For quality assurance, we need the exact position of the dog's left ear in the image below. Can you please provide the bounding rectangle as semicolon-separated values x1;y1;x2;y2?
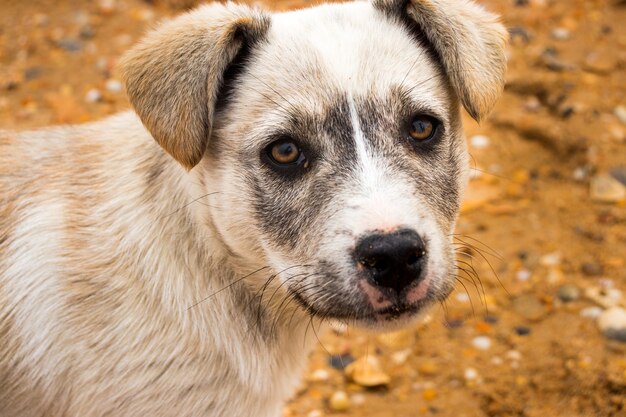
373;0;507;121
121;4;270;169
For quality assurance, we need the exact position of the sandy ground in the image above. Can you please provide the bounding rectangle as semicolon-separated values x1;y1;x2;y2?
1;0;625;416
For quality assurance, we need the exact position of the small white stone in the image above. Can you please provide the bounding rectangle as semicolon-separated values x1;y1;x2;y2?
540;252;561;267
84;88;102;103
455;292;470;303
491;356;503;366
516;269;532;282
572;167;588;181
98;0;116;13
105;79;123;93
350;393;366;406
585;287;623;309
307;410;323;417
471;336;492;351
580;306;603;319
309;369;329;382
597;307;626;338
551;27;571;40
470;135;490;150
506;350;522;361
390;348;412;365
464;367;479;381
329;391;351;412
614;105;626;125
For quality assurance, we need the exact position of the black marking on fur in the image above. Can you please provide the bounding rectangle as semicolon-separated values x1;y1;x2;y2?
250;94;357;250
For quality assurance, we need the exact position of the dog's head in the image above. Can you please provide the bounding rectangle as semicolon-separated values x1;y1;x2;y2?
122;0;506;329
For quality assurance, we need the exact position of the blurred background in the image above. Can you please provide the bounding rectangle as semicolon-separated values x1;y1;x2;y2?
1;0;625;416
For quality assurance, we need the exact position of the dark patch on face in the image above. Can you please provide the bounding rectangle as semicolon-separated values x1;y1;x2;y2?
354;89;461;223
250;94;357;251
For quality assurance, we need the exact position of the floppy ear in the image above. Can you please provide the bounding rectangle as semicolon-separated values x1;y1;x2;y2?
121;4;270;169
373;0;507;121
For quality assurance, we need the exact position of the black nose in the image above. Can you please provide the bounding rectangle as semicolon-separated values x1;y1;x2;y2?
354;229;426;294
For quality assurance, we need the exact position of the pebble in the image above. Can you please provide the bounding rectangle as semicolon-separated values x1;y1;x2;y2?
580;306;603;319
581;262;604;277
98;0;116;14
85;88;102;103
56;38;82;52
506;350;522;361
105;79;123;93
590;174;626;203
329;391;351;411
524;96;542;112
464;367;479;381
491;356;504;366
483;315;499;324
515;326;532;336
418;361;439;376
584;52;617;74
328;354;354;370
557;285;580;302
615;106;626;125
540;252;561;267
308;369;330;382
24;67;43;81
344;356;391;387
597;307;626;343
611;166;626;186
455;292;471;303
509;26;531;44
512;294;546;321
350;393;366;406
446;319;464;328
572;167;588;182
470;135;490;150
541;51;577;72
471;336;492;350
422;388;438;401
516;269;532;282
376;329;415;349
585;287;623;309
551;27;571;41
390;348;412;365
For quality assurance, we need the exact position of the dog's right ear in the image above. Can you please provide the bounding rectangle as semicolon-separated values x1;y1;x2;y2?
373;0;507;122
121;4;270;170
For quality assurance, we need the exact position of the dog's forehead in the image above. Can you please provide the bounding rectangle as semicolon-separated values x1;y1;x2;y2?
256;2;448;105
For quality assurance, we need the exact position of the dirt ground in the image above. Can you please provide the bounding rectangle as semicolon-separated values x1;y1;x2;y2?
1;0;625;416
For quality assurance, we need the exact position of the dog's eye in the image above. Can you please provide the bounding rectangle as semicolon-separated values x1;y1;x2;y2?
408;115;439;142
266;138;306;167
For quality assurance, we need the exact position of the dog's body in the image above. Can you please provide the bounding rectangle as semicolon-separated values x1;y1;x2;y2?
0;1;506;416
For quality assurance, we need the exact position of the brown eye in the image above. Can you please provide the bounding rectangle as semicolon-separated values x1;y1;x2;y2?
408;115;437;142
267;139;305;166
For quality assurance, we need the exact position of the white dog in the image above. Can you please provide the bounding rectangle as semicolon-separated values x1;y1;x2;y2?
0;0;506;415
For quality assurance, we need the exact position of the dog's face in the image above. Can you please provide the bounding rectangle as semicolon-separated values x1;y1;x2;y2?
122;0;507;329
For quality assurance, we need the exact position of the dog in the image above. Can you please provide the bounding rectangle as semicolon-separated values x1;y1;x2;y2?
0;0;506;415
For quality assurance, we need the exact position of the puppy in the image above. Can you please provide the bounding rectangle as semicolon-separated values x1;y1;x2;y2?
0;0;506;416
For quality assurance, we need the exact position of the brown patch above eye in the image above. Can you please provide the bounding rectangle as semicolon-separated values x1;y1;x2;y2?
408;116;434;141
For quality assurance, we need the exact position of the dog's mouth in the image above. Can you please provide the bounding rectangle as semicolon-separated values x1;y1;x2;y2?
289;283;451;325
